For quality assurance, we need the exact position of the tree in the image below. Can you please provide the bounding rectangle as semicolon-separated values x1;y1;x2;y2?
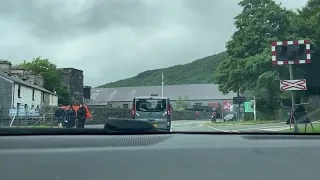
175;95;190;111
20;57;70;105
214;0;303;119
215;0;295;94
175;96;185;111
183;95;190;109
292;0;320;96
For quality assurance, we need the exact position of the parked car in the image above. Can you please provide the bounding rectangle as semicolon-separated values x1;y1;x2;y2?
223;113;236;122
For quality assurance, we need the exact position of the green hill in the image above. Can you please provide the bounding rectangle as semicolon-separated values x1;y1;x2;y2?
97;52;227;88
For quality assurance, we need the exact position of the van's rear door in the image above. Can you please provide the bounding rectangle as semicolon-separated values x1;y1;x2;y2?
134;98;168;129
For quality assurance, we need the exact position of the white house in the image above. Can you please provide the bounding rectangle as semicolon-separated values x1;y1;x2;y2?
0;71;58;118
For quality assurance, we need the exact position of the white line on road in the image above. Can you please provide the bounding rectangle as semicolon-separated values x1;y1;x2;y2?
204;126;231;132
234;125;287;131
259;127;290;131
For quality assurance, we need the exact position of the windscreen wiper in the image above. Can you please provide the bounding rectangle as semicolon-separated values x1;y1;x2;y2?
104;118;164;133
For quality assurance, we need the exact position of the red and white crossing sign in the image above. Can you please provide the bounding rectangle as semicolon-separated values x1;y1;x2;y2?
223;101;232;111
280;79;307;91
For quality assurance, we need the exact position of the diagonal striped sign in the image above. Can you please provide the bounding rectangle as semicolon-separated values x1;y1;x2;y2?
280;79;306;91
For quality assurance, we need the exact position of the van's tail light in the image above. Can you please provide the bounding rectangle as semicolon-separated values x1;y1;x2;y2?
132;103;135;119
167;104;171;116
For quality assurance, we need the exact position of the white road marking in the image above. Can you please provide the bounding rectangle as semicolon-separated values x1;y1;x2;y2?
259;127;290;131
234;125;287;131
204;126;230;132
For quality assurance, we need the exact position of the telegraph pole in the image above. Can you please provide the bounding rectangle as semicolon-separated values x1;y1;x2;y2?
237;90;240;121
253;96;256;121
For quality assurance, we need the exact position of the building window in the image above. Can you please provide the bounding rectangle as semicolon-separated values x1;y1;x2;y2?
32;89;35;101
123;104;129;108
18;85;21;98
42;93;45;102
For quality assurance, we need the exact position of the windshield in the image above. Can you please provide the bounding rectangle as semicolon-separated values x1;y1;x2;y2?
136;99;166;112
1;0;319;134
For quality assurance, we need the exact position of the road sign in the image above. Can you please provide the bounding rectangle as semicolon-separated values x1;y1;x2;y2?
271;40;311;65
280;79;307;91
223;101;232;112
244;101;254;112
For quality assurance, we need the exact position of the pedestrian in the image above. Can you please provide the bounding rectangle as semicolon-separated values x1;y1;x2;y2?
76;103;87;128
195;111;199;120
65;104;76;128
211;112;216;122
55;104;65;128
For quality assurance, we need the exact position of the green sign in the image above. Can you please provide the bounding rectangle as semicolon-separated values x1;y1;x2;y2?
244;101;254;113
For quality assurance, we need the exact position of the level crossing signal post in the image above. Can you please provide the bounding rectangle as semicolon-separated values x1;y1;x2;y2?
271;40;311;133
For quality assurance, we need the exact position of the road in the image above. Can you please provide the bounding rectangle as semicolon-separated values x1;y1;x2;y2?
170;120;293;132
85;119;303;132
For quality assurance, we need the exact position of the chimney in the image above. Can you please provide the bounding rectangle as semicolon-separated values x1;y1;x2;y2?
0;59;12;74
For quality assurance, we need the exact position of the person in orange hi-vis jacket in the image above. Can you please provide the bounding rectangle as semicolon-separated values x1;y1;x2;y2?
83;104;92;119
61;105;91;119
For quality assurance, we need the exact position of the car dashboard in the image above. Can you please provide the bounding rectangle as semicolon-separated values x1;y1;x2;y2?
0;133;320;180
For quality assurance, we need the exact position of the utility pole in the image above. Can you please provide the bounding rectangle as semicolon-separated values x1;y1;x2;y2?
237;90;240;121
253;96;256;121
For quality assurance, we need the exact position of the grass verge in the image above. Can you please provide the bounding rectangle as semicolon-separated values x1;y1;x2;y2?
202;120;284;126
281;123;320;133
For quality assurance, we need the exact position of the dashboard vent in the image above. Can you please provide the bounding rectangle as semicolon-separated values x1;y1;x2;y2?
0;135;172;149
99;135;171;147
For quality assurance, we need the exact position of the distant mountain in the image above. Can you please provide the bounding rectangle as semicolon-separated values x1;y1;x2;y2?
97;52;227;88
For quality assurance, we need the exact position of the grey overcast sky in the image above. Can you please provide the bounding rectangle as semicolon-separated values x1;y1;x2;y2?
0;0;308;87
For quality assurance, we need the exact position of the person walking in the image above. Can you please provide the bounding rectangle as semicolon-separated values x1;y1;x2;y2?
76;104;87;128
55;105;65;128
65;104;76;128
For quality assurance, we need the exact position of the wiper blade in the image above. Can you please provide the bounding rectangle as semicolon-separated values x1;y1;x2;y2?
104;118;163;133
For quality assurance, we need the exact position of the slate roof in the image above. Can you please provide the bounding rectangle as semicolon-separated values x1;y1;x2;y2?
0;71;55;94
88;84;236;105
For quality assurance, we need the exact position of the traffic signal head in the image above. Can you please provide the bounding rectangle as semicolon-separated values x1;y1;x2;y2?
275;44;306;61
272;40;311;64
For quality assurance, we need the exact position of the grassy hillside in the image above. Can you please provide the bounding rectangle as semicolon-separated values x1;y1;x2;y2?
97;52;226;88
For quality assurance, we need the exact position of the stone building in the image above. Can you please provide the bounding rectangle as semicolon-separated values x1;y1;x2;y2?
59;68;84;105
0;60;58;120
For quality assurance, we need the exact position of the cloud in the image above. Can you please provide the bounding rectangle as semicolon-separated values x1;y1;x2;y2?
0;0;308;87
